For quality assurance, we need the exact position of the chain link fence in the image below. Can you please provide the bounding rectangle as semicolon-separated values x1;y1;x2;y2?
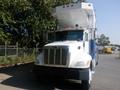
0;42;38;66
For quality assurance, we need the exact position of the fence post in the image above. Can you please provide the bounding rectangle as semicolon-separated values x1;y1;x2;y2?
16;42;18;56
5;41;7;60
36;43;39;53
35;43;39;60
35;44;37;60
23;47;25;58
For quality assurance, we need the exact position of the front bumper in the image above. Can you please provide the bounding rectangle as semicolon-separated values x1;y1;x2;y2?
33;65;90;80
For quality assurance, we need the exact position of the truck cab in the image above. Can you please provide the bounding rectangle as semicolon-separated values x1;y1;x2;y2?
34;1;97;89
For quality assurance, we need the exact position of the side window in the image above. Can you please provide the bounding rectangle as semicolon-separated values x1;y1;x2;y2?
85;32;88;41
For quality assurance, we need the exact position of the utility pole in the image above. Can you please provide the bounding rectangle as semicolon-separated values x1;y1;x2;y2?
118;46;120;58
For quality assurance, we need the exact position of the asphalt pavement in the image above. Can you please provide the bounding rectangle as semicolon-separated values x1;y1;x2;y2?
0;54;120;90
91;54;120;90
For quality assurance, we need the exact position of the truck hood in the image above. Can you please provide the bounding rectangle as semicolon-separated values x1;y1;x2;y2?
45;41;83;47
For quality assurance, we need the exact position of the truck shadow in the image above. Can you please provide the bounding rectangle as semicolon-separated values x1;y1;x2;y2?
0;63;89;90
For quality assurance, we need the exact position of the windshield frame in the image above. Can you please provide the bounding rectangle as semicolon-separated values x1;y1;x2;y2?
53;30;84;41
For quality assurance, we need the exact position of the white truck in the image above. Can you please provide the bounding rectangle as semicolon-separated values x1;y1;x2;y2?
34;0;98;89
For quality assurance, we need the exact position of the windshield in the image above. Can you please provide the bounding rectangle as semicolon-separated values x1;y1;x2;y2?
55;30;83;41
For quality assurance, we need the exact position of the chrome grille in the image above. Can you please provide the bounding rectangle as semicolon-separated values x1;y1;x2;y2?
44;46;68;65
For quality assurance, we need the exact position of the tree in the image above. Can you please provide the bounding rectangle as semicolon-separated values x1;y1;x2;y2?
0;29;11;44
0;0;72;47
97;34;110;46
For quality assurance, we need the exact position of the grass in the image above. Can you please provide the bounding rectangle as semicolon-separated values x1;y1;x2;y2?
0;54;35;66
0;48;37;66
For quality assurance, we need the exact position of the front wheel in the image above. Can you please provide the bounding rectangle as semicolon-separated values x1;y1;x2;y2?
82;80;90;90
81;68;92;90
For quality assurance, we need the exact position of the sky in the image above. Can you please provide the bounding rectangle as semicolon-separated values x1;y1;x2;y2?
89;0;120;45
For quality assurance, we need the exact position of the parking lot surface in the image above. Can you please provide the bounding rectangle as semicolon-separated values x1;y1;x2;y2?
0;54;120;90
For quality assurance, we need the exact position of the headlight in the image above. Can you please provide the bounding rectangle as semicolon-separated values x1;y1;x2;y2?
75;61;85;66
75;61;90;67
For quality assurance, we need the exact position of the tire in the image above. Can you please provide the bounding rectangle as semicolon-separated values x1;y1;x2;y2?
81;69;92;90
96;51;99;65
96;60;98;65
82;80;90;90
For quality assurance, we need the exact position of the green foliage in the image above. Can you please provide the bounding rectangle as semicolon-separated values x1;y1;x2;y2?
0;54;35;65
0;30;11;44
0;47;36;65
97;34;110;46
0;0;71;47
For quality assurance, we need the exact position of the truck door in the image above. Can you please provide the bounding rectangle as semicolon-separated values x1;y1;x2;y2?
84;31;89;54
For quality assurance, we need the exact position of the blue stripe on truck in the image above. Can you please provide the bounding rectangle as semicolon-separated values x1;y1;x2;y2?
89;40;96;60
